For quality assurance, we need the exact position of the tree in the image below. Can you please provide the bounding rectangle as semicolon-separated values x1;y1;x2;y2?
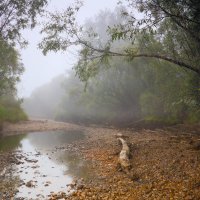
40;0;200;79
0;0;48;123
0;38;24;96
0;0;48;95
0;0;48;46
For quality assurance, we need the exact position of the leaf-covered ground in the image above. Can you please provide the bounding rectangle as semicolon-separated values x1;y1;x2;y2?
51;124;200;200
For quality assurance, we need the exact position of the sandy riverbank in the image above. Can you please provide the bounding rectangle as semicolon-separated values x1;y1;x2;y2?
1;119;81;135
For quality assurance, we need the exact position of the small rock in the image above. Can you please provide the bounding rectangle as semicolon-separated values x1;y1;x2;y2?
25;180;34;188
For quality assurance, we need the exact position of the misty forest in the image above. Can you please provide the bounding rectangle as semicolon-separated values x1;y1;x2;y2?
0;0;200;200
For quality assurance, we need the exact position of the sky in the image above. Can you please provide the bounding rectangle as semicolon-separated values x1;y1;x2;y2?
18;0;118;98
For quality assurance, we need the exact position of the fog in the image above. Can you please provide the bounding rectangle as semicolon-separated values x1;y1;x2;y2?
22;75;66;119
18;0;118;98
22;7;198;126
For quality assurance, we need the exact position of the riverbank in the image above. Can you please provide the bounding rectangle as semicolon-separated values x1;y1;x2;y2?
1;119;80;135
1;120;200;199
63;124;200;200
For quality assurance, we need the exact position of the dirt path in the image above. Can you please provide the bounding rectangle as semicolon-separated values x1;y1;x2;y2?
1;120;200;199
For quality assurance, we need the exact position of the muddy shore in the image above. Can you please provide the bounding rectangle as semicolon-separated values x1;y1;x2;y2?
1;120;200;200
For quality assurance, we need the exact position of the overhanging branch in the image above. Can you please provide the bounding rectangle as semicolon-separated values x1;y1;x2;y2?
79;39;200;76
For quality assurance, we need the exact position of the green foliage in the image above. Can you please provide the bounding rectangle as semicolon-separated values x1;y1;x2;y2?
0;134;26;152
0;39;26;124
0;0;48;124
40;0;200;78
0;96;27;123
140;92;160;118
0;0;48;46
0;38;24;95
187;110;200;123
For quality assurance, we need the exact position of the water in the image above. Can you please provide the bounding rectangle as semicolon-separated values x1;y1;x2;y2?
0;130;90;200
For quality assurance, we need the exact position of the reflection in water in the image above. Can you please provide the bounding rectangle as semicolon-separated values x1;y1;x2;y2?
0;130;90;200
28;130;85;149
15;138;72;199
0;134;26;152
57;152;93;181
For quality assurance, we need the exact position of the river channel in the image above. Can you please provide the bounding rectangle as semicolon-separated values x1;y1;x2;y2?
0;130;90;200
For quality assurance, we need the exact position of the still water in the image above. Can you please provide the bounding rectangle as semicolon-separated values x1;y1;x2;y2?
0;130;90;200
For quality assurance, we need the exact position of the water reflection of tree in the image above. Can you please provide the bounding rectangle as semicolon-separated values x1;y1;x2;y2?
0;134;26;152
56;152;96;182
0;134;24;198
27;130;85;149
